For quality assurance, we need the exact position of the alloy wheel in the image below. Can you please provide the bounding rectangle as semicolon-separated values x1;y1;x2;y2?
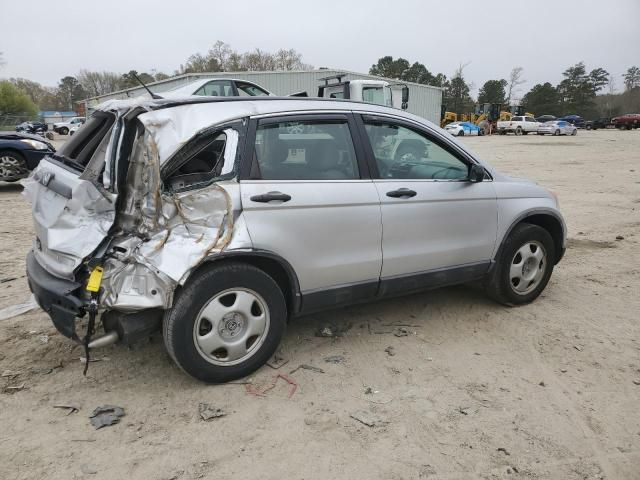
509;241;547;295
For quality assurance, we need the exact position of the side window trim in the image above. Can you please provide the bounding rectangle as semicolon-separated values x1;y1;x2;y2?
238;112;371;181
354;112;489;181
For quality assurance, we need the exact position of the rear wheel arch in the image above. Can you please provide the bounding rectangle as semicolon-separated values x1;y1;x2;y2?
188;251;301;316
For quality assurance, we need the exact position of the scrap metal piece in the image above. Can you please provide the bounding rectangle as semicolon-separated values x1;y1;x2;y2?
198;403;226;421
89;405;125;429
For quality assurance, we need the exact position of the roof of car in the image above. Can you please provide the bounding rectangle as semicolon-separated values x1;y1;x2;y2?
162;78;272;98
98;95;429;124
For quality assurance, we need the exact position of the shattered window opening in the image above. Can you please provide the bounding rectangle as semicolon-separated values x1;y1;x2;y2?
55;111;116;170
164;132;228;191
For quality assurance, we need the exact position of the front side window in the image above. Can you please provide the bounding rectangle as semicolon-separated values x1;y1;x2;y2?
236;82;269;97
512;116;522;122
195;80;234;97
364;121;469;180
253;119;359;180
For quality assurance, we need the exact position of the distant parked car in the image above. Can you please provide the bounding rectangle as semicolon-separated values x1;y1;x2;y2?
162;78;273;98
0;132;55;182
444;121;483;136
557;115;585;128
611;113;640;130
15;121;48;134
537;120;577;136
496;116;539;135
53;117;85;135
535;115;556;123
585;117;611;130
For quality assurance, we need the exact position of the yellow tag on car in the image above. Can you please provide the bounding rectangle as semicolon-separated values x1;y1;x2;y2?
86;266;104;292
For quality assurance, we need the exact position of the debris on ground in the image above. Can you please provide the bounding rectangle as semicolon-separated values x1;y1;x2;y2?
350;410;389;428
324;355;345;364
266;353;289;370
54;403;80;415
316;325;335;337
289;364;324;375
2;383;25;394
0;295;39;321
89;405;125;429
198;403;226;421
0;277;17;283
615;235;624;240
38;334;49;344
246;373;298;398
80;464;98;475
539;381;546;387
457;406;470;415
497;447;511;456
1;370;21;378
394;327;410;337
364;386;374;395
633;379;640;386
385;346;396;356
573;345;583;352
560;368;568;373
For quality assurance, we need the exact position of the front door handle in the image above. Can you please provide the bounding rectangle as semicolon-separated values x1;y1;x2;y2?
250;191;292;203
386;188;417;198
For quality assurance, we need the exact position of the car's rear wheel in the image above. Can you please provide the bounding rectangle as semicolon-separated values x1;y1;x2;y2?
515;127;522;136
485;223;555;306
163;262;287;383
553;129;560;136
0;150;27;182
571;129;577;136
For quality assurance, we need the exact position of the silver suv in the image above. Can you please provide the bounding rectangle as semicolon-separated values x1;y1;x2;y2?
24;97;566;383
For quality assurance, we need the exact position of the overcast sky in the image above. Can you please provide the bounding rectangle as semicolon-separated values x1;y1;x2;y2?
1;0;639;97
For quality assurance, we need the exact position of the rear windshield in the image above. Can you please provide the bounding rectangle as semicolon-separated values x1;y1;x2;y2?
56;111;115;170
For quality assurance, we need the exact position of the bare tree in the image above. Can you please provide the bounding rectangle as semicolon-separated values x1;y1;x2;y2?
207;41;232;71
77;70;123;97
506;66;525;106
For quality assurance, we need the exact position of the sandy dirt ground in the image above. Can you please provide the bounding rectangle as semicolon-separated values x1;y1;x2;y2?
0;129;639;480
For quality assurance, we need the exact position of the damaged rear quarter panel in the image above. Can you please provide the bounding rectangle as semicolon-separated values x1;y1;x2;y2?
101;118;249;312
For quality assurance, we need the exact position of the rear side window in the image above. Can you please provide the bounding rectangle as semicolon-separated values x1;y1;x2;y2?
252;119;359;180
56;111;115;170
512;116;522;122
195;80;234;96
164;131;231;191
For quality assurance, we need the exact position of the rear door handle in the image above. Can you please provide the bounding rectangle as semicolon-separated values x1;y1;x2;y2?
250;191;292;203
386;188;417;198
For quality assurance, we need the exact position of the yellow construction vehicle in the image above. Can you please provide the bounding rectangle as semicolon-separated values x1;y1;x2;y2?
440;111;457;128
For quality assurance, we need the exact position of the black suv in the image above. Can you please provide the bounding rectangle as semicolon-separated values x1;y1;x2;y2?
585;118;611;130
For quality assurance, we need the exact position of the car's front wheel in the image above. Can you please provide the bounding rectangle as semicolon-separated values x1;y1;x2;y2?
0;150;27;182
59;127;69;135
163;262;287;383
485;223;555;306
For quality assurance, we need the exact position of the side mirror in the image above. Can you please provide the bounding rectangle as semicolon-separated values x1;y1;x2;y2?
401;86;409;110
468;164;485;182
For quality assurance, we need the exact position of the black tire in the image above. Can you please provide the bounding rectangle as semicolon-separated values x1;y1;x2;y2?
60;127;69;135
586;124;592;130
571;129;577;136
485;223;556;306
458;130;465;136
554;129;560;136
163;262;287;383
0;149;27;182
515;127;522;136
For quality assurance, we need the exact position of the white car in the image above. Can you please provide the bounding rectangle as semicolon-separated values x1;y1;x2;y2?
444;121;483;137
537;120;577;136
53;117;85;135
162;78;273;98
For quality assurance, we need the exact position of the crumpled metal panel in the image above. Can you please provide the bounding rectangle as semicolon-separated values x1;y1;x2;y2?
22;163;117;279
